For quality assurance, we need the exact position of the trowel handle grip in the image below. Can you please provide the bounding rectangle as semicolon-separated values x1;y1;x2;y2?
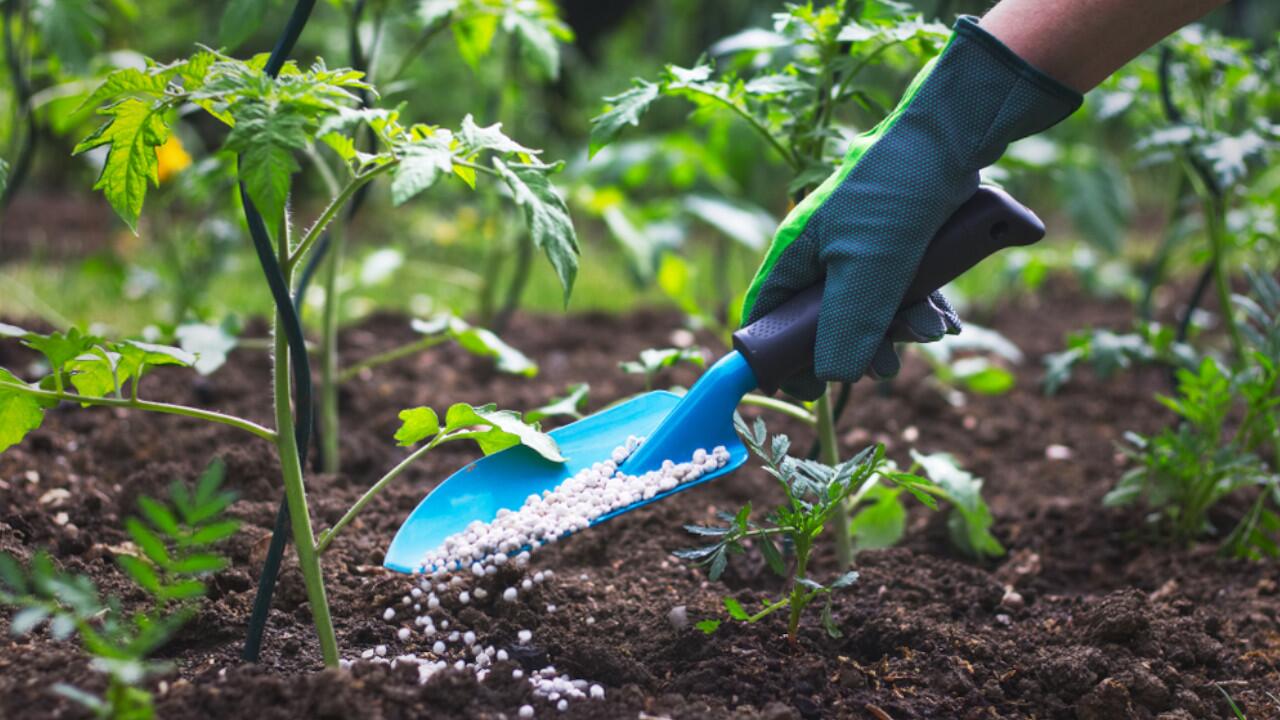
732;186;1045;395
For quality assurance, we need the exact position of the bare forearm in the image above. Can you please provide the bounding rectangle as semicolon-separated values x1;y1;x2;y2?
980;0;1230;93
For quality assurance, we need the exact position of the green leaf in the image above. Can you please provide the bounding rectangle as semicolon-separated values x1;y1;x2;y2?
850;485;907;553
910;450;1004;559
68;350;127;401
0;553;29;594
392;135;454;205
525;383;589;423
503;8;562;79
137;497;180;537
116;555;162;594
125;518;171;568
683;195;775;251
429;316;538;376
442;403;564;462
589;80;660;157
452;11;499;68
157;580;206;601
830;570;859;589
492;158;579;305
459;114;538;157
22;327;98;373
74;98;170;231
175;320;239;376
723;597;749;621
0;368;47;454
115;340;195;383
168;554;228;575
11;606;49;635
52;684;107;713
759;536;786;576
418;0;458;26
395;407;441;447
619;347;705;380
953;359;1015;396
821;597;842;639
219;0;268;50
695;619;721;634
190;520;240;545
224;102;308;232
32;0;105;73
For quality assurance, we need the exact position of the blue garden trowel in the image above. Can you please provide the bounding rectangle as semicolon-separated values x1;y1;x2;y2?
384;187;1045;573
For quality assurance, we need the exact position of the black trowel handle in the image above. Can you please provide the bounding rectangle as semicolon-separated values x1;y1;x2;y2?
732;186;1045;394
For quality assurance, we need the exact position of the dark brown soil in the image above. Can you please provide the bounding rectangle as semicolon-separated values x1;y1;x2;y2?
1;281;1277;720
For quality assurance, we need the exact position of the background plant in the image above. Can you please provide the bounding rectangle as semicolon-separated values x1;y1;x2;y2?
0;459;239;720
682;415;1000;642
1105;271;1279;558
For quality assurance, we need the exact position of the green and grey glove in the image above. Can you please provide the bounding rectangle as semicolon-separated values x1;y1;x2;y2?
742;16;1082;400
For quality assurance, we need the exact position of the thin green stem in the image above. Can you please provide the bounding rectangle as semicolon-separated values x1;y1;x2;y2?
0;380;277;442
739;393;817;426
815;384;852;569
387;17;451;83
685;87;799;170
337;336;448;383
270;254;339;667
316;434;441;554
319;219;345;474
1206;198;1246;365
288;161;397;271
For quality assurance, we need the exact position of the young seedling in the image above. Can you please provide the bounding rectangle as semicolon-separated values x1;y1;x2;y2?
619;347;706;391
681;415;939;644
1043;323;1197;395
0;459;239;720
1106;271;1279;558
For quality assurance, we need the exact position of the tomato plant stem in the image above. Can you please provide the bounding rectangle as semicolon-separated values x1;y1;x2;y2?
316;434;441;554
815;384;853;569
0;381;277;442
273;241;339;667
318;206;345;475
288;161;396;272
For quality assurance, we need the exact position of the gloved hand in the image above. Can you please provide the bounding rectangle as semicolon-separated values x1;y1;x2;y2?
742;16;1081;400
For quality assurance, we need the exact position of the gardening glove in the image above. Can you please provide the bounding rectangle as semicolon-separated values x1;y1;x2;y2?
741;16;1082;401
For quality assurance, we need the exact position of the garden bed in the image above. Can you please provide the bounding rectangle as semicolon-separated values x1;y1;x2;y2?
1;282;1276;719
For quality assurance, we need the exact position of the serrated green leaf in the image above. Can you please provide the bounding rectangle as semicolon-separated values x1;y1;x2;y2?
395;407;441;447
219;0;268;50
459;114;538;156
79;68;169;114
22;327;98;374
442;403;563;462
391;136;454;205
74;98;170;231
723;596;749;620
0;368;46;454
830;570;859;589
452;11;499;68
589;80;660;157
493;158;579;305
224;102;308;231
695;619;720;634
